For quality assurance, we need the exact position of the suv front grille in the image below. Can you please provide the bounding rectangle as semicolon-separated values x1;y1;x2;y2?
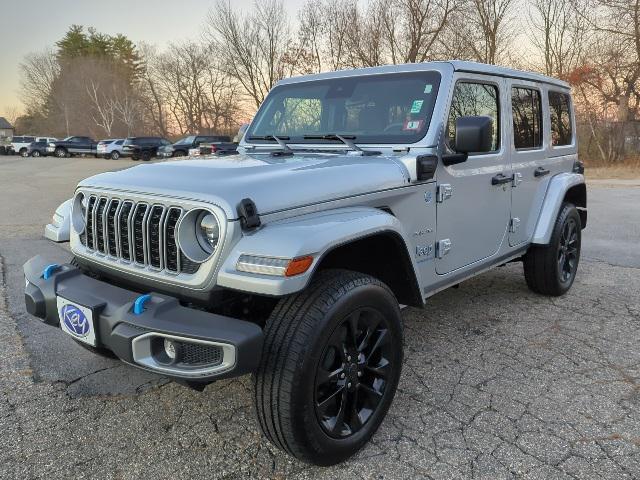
82;195;199;275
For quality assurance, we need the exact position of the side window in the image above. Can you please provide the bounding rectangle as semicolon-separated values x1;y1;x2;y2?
511;87;542;149
549;91;573;146
448;82;500;152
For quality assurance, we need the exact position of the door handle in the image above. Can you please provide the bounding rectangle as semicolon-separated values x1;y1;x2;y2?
534;167;550;177
491;173;513;185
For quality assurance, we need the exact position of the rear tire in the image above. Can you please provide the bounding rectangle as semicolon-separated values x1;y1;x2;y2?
20;148;28;157
31;150;41;157
141;151;151;161
110;151;120;160
524;202;581;296
55;147;67;158
254;269;403;465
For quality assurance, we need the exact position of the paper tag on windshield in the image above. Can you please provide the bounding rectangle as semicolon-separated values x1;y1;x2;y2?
410;100;424;113
403;120;424;131
424;84;433;94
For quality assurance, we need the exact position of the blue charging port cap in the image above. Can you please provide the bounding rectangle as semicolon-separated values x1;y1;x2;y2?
42;264;60;280
133;294;152;315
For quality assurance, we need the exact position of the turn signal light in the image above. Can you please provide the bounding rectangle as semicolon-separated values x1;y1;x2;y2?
284;256;314;277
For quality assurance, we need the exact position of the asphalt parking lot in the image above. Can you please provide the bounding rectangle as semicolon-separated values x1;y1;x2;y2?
1;154;639;479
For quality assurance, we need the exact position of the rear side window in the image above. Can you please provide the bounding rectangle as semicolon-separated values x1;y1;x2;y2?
511;87;542;150
447;82;500;152
549;91;573;146
13;137;23;142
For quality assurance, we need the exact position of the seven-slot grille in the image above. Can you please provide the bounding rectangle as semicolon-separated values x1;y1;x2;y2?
81;195;199;274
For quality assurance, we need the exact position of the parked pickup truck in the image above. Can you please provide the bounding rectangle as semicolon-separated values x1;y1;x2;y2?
24;61;586;466
172;135;231;157
47;136;98;158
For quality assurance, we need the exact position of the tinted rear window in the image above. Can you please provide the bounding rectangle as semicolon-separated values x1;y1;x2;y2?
549;91;573;146
511;87;543;150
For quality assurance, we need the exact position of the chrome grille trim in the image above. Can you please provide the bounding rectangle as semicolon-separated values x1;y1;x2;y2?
78;195;200;276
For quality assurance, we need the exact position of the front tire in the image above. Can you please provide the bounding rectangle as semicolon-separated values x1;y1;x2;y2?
254;270;403;465
524;202;581;296
20;148;28;157
31;150;41;157
110;151;120;160
55;147;67;158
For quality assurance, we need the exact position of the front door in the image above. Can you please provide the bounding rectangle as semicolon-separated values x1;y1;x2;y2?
435;75;512;274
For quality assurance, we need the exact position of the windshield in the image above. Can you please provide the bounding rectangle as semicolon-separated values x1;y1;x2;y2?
247;71;441;145
175;136;195;145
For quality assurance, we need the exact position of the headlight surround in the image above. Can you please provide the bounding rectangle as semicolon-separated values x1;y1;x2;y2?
177;208;222;263
71;192;88;234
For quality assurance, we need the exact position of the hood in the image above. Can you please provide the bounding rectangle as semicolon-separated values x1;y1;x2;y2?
78;152;409;219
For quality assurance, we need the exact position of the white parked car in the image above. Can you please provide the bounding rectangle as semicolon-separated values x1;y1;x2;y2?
97;139;125;159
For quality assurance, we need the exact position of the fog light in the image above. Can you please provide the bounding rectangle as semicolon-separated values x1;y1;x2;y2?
164;339;177;360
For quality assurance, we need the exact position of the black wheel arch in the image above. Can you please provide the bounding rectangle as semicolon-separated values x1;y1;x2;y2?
563;183;587;228
309;231;423;308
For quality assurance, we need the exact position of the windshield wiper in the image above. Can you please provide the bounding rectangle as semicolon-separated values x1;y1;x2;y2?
248;135;293;156
302;134;380;156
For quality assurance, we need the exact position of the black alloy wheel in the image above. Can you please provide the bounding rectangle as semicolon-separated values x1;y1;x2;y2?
314;306;393;438
558;216;579;284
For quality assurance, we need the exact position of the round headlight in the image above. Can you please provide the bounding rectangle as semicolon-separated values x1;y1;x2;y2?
197;213;220;253
71;192;87;234
176;209;222;263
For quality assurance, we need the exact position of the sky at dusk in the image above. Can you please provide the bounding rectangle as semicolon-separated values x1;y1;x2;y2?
0;0;307;113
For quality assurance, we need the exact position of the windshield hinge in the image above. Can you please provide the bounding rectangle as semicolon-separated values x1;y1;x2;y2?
436;184;453;203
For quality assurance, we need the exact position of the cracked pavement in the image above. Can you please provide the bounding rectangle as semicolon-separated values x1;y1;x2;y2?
1;156;639;479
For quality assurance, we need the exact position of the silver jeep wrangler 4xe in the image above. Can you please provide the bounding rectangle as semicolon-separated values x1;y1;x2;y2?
23;61;586;466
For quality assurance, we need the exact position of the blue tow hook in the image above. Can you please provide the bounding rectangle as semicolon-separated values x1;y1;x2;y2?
133;294;152;315
42;264;60;280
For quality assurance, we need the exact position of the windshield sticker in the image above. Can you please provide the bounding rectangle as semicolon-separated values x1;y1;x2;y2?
410;100;424;113
403;119;424;131
424;84;433;94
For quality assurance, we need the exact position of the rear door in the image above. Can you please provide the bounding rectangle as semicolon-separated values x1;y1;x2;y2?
435;75;512;274
507;82;546;246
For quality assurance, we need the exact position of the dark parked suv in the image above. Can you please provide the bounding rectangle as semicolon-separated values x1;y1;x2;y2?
122;137;173;161
172;135;231;156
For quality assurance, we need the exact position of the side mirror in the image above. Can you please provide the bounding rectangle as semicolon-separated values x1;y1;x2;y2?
455;115;493;154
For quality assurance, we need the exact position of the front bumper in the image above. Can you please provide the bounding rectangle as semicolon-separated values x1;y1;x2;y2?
23;255;263;382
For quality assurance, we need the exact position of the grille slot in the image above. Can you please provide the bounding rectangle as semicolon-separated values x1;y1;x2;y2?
106;199;120;256
164;208;182;273
119;201;133;261
85;196;97;248
95;197;108;253
132;203;149;264
78;194;200;275
147;205;165;269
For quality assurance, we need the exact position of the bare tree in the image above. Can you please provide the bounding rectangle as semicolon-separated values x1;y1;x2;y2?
19;48;60;115
527;0;587;77
205;0;292;108
86;80;117;136
380;0;456;64
465;0;516;64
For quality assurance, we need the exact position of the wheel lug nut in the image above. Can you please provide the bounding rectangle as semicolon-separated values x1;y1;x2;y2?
347;355;351;361
358;371;362;377
340;373;345;379
348;382;352;388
